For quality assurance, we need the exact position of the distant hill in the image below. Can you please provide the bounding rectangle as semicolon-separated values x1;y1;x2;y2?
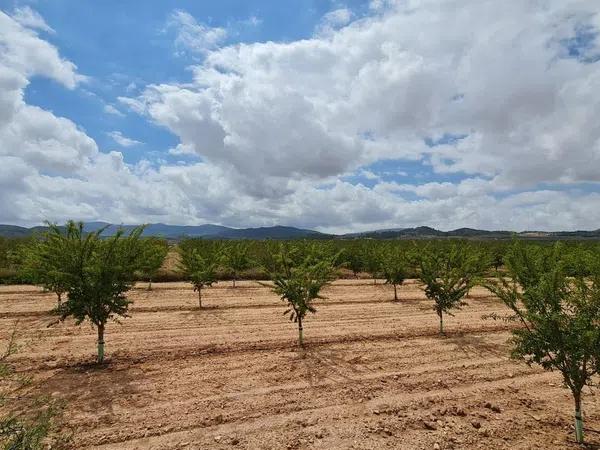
1;222;599;240
0;225;32;238
343;227;600;240
0;222;327;240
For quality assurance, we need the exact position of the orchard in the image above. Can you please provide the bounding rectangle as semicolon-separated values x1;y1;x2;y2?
1;225;599;448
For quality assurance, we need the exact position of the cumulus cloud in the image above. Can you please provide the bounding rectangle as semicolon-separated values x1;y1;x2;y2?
122;0;600;201
0;10;95;175
2;3;600;233
0;11;84;89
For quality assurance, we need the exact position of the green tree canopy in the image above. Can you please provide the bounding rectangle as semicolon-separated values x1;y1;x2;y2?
381;245;408;301
268;243;338;347
178;242;222;307
223;241;252;287
19;232;71;306
361;243;382;285
137;237;169;290
48;221;144;363
486;242;600;444
418;243;487;334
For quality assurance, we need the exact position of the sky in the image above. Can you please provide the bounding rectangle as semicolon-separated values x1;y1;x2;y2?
0;0;599;234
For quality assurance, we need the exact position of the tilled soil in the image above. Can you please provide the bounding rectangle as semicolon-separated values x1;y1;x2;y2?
0;280;598;449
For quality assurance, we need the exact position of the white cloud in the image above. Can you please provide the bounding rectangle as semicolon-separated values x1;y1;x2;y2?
11;6;55;34
0;10;85;89
107;131;142;147
167;10;227;56
124;0;600;198
168;143;197;156
2;3;600;233
243;16;262;28
317;8;354;35
103;104;125;117
368;0;395;12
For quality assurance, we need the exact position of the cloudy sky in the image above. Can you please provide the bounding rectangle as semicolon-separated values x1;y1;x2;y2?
0;0;599;233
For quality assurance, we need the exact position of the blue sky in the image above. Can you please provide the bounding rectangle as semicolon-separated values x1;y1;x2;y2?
18;2;314;154
12;0;451;183
0;0;599;232
16;0;389;167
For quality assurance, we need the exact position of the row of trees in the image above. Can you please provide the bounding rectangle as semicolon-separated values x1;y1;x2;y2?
6;233;600;286
13;223;600;444
166;238;600;444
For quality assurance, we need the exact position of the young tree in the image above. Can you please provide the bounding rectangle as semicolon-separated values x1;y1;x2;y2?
418;243;484;335
485;243;600;444
137;237;169;290
343;242;363;278
224;241;251;287
268;244;338;347
19;236;70;307
361;243;382;285
381;246;407;301
48;221;144;363
178;244;220;307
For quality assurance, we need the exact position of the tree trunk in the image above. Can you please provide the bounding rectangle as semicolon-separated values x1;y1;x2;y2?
56;292;62;308
233;277;236;288
198;287;202;308
438;311;444;335
373;277;377;285
97;323;105;364
393;284;398;301
574;390;584;443
297;316;304;347
148;279;152;291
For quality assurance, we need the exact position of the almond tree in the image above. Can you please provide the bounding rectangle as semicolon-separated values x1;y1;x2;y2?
418;243;484;335
381;246;408;301
55;222;144;363
178;243;220;307
224;241;251;287
19;235;70;307
361;243;382;285
137;237;169;290
342;242;364;278
485;243;600;444
268;244;338;347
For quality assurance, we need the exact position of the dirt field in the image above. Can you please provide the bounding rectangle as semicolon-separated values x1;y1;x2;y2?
1;280;598;449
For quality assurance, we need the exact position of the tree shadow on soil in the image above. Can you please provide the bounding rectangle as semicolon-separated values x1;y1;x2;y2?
444;332;508;358
36;359;144;430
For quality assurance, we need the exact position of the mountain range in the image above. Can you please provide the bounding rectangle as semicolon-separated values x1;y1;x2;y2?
1;222;600;240
0;222;326;240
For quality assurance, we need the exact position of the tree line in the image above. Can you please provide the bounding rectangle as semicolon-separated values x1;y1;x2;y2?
3;223;600;445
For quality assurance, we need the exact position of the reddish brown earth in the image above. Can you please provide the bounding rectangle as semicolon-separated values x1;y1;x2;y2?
0;280;598;449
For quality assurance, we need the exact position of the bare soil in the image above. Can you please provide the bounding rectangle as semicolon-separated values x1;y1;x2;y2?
0;280;598;449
